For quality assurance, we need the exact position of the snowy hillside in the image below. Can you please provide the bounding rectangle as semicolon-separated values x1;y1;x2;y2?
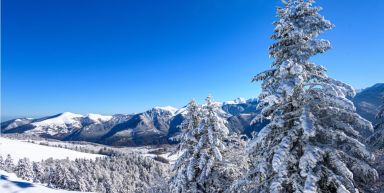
0;170;89;193
0;136;171;193
28;112;84;136
0;137;104;193
0;137;103;163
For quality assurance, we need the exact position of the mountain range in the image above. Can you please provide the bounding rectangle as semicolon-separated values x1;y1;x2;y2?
2;83;383;147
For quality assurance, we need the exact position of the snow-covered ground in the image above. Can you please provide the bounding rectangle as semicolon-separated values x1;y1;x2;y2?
138;147;180;164
0;137;172;193
0;170;90;193
0;137;102;192
0;137;103;163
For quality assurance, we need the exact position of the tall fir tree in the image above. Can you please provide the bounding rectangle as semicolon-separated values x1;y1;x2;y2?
170;97;230;193
32;161;44;183
170;99;203;192
198;96;230;192
233;0;378;192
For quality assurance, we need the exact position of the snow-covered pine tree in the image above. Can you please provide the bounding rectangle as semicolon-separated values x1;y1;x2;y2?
32;161;45;183
170;99;203;192
4;154;15;173
170;97;230;193
48;161;78;190
197;96;230;192
100;176;116;193
171;99;202;156
219;133;249;191
15;158;34;181
0;155;4;170
233;0;378;192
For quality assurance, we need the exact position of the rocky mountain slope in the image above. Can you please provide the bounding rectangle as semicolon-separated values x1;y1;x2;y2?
353;83;384;125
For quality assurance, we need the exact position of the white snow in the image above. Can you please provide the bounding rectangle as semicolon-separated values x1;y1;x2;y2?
154;106;178;114
26;112;84;135
4;118;33;130
0;137;103;164
31;112;83;128
174;107;188;115
300;106;316;137
0;170;90;193
17;112;113;135
86;113;112;122
223;97;247;105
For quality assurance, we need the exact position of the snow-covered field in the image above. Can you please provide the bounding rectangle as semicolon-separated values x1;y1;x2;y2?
0;136;177;162
0;170;90;193
0;137;103;163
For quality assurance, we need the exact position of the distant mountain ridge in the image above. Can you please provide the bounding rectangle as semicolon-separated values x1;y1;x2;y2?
2;83;383;146
1;98;262;146
353;83;384;125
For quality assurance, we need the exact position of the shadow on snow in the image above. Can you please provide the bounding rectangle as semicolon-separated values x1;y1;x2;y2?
1;174;35;189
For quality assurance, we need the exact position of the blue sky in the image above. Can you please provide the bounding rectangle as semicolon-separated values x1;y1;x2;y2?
2;0;383;120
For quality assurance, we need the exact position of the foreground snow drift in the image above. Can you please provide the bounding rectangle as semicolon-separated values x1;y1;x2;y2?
0;170;90;193
0;137;103;163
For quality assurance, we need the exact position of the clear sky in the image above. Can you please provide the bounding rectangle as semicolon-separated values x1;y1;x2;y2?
2;0;383;121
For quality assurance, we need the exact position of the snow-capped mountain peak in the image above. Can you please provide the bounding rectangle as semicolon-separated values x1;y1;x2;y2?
3;118;34;131
61;111;83;117
223;97;247;105
86;113;112;123
153;106;178;114
27;112;84;136
32;112;83;127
